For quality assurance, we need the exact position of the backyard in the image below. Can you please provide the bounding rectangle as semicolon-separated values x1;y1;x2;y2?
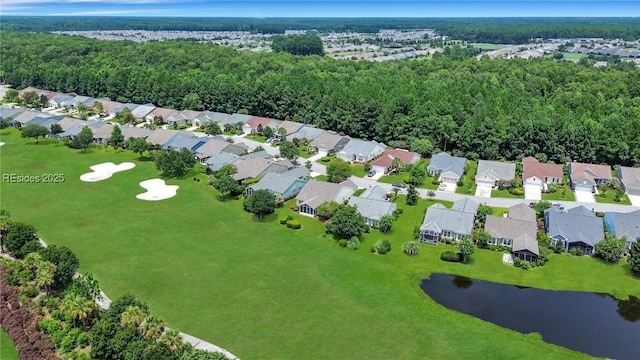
455;160;478;195
1;129;639;359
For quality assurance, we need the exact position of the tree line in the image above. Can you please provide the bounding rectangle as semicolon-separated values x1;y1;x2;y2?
2;17;640;43
1;31;639;166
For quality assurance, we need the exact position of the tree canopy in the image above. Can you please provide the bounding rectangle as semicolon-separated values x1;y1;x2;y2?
154;149;196;178
2;31;640;165
271;34;324;56
21;124;48;144
326;205;367;240
243;189;277;220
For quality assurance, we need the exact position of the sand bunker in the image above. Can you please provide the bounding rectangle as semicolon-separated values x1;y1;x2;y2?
0;142;5;147
136;179;179;201
80;162;136;182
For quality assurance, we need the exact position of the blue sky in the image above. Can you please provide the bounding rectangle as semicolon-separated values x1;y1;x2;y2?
1;1;638;17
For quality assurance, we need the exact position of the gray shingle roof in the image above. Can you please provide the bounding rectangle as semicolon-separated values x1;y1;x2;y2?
338;139;386;158
451;198;479;214
604;211;640;242
249;172;307;197
195;139;232;159
348;196;397;222
310;131;349;152
296;179;356;209
618;166;640;192
282;166;310;179
507;203;536;222
420;203;475;236
206;152;240;172
545;206;604;247
476;160;516;182
161;133;207;152
360;185;388;201
286;125;324;141
427;152;468;178
485;203;539;256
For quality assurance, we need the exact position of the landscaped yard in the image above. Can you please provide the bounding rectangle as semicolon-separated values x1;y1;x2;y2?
596;189;631;205
2;128;639;360
0;330;18;360
378;170;409;184
470;43;509;50
542;185;576;201
245;134;266;143
491;189;525;199
351;164;367;178
455;160;478;195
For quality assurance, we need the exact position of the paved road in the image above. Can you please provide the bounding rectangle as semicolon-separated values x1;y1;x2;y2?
347;175;640;213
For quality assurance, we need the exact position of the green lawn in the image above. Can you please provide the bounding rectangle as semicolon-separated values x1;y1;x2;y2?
245;134;266;143
378;170;409;184
470;43;509;50
561;52;588;60
492;207;509;216
351;164;367;178
491;189;525;199
0;330;18;360
542;185;576;201
595;189;632;205
455;160;478;195
297;146;313;159
314;174;328;182
2;129;639;360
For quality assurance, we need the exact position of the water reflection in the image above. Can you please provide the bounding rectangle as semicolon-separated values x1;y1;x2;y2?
421;273;640;360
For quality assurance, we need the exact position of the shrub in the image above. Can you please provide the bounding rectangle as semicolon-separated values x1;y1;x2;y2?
431;179;440;185
38;317;64;335
440;251;462;262
286;219;301;229
395;208;404;215
338;239;347;247
23;285;38;298
595;211;604;217
569;247;584;256
513;258;532;270
279;215;293;225
346;237;360;250
413;226;420;239
509;187;525;196
402;241;420;256
76;332;91;347
457;179;464;187
371;239;391;254
50;309;65;321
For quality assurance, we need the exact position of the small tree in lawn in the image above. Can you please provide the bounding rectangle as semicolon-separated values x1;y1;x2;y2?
243;189;277;220
213;175;239;199
204;121;221;136
472;230;491;249
390;157;403;174
628;239;640;275
427;190;436;200
109;124;124;150
21;123;49;144
263;126;274;139
71;126;94;152
594;235;626;263
317;201;341;221
326;158;351;183
154;150;193;178
457;237;476;264
378;214;394;233
278;140;299;160
406;185;419;206
50;123;63;136
403;241;420;256
277;127;287;138
408;165;426;186
327;205;367;240
126;137;149;158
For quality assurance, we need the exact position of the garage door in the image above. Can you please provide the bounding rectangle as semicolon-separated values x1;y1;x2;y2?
525;184;541;201
575;184;593;193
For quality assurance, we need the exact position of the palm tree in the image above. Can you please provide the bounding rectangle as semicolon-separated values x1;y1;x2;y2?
160;329;183;350
427;190;436;200
35;261;56;299
23;252;43;278
402;241;420;256
61;293;96;328
120;305;147;328
390;157;403;174
139;315;165;340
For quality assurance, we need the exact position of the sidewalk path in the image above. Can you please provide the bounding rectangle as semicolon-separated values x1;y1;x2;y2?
36;239;239;360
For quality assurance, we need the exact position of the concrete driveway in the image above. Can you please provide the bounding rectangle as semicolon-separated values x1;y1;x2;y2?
441;182;457;193
525;184;541;201
575;189;596;203
628;195;640;207
475;184;492;198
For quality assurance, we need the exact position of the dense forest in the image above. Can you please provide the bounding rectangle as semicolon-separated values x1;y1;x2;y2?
271;35;324;56
1;31;640;166
3;16;640;43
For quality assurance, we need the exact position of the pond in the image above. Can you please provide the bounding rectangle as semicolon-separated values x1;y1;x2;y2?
420;274;640;360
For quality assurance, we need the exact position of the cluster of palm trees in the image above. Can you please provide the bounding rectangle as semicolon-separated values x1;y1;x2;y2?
120;305;183;350
23;253;56;299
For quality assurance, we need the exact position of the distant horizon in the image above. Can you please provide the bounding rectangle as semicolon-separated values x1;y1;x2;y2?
1;1;639;18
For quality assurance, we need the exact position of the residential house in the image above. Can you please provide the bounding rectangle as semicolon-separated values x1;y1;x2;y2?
246;171;308;200
146;107;175;124
242;116;273;135
192;111;230;127
616;166;640;196
544;205;605;255
285;124;324;142
48;94;75;108
161;133;207;152
131;104;156;121
476;160;516;188
371;149;421;175
0;107;25;127
310;131;350;157
97;100;123;116
108;103;139;116
195;139;235;163
56;117;87;131
91;123;115;145
427;152;468;184
295;179;357;217
336;139;386;163
120;125;153;140
347;185;396;227
23;115;64;130
485;203;539;262
276;120;304;138
13;111;46;127
419;198;478;244
603;210;640;249
231;157;289;182
522;156;564;191
569;162;612;192
146;129;179;148
218;113;252;131
206;152;240;172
